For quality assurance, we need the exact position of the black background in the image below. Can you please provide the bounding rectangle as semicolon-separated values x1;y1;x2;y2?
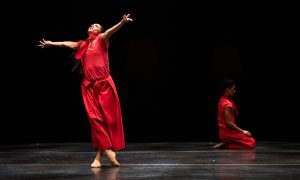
1;1;299;144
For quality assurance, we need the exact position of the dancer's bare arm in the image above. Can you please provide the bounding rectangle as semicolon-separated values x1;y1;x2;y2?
224;108;252;136
102;14;133;41
38;39;80;49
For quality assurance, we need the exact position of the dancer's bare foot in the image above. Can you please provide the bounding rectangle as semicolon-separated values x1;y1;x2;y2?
91;159;101;168
105;149;120;167
213;142;226;149
91;151;102;168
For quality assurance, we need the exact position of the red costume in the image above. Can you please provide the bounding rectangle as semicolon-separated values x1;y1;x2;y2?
217;96;256;149
75;34;125;151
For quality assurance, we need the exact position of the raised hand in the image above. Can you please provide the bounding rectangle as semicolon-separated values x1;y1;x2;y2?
38;39;52;48
122;14;133;23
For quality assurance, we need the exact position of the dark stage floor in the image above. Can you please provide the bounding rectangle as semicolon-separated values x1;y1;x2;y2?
1;141;300;179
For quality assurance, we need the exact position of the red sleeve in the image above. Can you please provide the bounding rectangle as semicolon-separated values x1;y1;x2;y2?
222;99;233;111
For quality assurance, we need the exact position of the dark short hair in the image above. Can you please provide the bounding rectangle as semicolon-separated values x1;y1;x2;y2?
220;78;235;93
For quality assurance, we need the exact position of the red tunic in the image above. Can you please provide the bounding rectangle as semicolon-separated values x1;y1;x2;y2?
217;96;256;149
76;34;125;151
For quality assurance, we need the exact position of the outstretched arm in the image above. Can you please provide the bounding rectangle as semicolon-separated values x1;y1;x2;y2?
102;14;133;41
38;39;80;49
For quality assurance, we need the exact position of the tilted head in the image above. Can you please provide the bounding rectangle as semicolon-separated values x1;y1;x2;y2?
87;23;103;35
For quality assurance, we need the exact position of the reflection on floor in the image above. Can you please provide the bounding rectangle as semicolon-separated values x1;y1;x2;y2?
1;141;300;179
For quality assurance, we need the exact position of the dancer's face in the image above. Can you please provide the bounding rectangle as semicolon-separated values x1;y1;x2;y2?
227;85;236;98
88;24;102;34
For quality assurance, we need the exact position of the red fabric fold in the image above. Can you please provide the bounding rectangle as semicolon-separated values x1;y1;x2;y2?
75;34;99;60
